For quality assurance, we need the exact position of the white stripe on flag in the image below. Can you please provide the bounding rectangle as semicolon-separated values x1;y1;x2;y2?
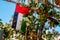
16;13;23;30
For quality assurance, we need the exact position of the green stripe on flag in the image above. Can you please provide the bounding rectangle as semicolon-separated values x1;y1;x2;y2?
21;20;26;33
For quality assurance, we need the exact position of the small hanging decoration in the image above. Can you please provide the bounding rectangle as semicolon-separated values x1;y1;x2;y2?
55;0;60;5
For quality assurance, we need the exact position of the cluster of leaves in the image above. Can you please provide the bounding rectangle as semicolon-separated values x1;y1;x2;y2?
0;0;60;40
21;0;60;39
42;30;58;40
0;20;23;40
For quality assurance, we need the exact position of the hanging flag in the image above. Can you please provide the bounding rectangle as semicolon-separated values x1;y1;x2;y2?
12;3;29;30
15;3;29;14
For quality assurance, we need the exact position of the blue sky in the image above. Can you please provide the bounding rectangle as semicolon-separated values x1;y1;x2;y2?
0;0;60;32
0;0;15;23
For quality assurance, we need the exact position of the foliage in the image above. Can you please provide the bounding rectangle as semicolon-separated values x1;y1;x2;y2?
0;0;60;40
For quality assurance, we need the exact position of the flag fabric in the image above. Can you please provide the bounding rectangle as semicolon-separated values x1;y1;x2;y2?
12;3;29;30
15;3;29;14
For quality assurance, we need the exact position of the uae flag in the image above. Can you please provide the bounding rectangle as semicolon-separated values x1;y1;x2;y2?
12;3;29;30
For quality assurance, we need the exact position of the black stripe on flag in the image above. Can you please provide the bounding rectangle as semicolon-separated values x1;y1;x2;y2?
12;12;18;28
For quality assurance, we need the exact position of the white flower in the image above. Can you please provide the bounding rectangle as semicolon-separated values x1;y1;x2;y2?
0;28;1;30
44;38;47;40
26;23;30;26
11;38;16;40
11;28;14;31
20;35;23;38
16;33;20;37
35;25;37;29
24;17;31;23
28;16;33;19
13;33;16;38
25;17;29;21
30;37;33;39
46;30;49;34
54;37;57;40
2;26;5;28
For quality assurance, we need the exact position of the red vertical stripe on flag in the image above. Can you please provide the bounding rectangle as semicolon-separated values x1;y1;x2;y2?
15;3;29;14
